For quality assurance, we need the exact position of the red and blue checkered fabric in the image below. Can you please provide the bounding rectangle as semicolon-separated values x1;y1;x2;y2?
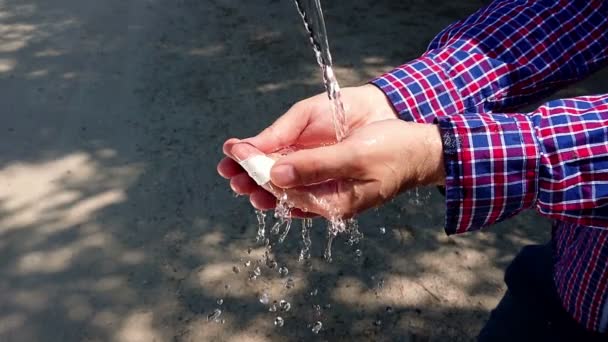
372;0;608;332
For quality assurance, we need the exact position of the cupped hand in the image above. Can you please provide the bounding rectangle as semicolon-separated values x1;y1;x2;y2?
217;85;445;218
218;85;396;207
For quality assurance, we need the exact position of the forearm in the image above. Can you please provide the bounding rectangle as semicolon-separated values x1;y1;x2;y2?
372;0;608;123
438;95;608;234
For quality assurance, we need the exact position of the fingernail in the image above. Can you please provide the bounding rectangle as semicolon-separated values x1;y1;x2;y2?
271;164;297;187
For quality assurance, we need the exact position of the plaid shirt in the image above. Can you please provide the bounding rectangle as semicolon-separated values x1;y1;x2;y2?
372;0;608;333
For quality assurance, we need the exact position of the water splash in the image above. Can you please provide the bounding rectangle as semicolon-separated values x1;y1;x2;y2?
274;316;285;327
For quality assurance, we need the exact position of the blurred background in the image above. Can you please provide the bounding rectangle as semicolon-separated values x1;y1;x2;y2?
0;0;606;341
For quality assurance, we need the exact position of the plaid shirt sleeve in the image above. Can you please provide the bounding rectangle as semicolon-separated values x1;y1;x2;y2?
372;0;608;123
439;96;608;234
370;0;608;233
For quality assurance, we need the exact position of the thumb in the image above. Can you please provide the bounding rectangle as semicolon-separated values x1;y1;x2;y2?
245;102;310;153
270;142;360;188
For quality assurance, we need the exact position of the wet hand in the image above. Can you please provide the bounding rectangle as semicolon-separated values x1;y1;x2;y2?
218;84;396;209
217;85;444;218
260;119;445;218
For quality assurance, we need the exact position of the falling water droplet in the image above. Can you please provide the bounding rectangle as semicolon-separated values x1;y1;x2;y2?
311;321;323;334
278;218;292;243
266;257;278;269
255;210;266;243
354;249;362;258
313;304;322;317
249;266;261;280
310;288;318;297
269;304;278;312
247;247;253;254
285;278;295;289
299;219;312;261
374;319;382;326
274;316;284;327
207;309;222;322
259;292;270;305
273;193;293;241
324;224;337;263
345;218;363;246
244;260;251;267
271;221;282;236
379;227;386;235
216;299;223;306
279;300;291;312
278;266;289;277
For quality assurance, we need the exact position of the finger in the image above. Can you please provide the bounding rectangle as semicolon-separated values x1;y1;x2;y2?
270;142;359;188
230;142;263;162
250;189;277;210
245;102;311;153
230;173;260;195
223;138;242;158
217;157;245;179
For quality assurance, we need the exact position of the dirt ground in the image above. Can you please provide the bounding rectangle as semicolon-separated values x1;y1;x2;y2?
1;0;607;341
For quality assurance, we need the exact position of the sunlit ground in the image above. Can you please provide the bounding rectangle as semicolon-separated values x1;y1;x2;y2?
1;0;606;341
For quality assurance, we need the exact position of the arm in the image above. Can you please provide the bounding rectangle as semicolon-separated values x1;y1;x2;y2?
372;0;608;123
439;95;608;234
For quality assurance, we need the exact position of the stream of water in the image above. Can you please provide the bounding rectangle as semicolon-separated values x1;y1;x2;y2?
218;0;365;333
294;0;348;142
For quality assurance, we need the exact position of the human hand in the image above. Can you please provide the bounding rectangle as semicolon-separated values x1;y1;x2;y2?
217;84;397;209
224;119;444;219
217;85;445;218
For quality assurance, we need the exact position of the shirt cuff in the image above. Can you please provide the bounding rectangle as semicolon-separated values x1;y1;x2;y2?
437;113;540;235
371;55;465;124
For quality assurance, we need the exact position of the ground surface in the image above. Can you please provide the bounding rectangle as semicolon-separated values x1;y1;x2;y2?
1;0;607;341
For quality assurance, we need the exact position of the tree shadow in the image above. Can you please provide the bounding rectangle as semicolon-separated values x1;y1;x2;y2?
0;0;606;341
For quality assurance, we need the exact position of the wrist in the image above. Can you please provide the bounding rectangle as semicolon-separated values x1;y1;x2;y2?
419;124;446;186
361;83;398;120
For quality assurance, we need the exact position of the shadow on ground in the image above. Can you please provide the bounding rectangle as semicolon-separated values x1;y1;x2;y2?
0;0;606;341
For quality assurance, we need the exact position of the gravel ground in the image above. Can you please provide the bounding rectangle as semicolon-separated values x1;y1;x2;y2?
0;0;606;341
